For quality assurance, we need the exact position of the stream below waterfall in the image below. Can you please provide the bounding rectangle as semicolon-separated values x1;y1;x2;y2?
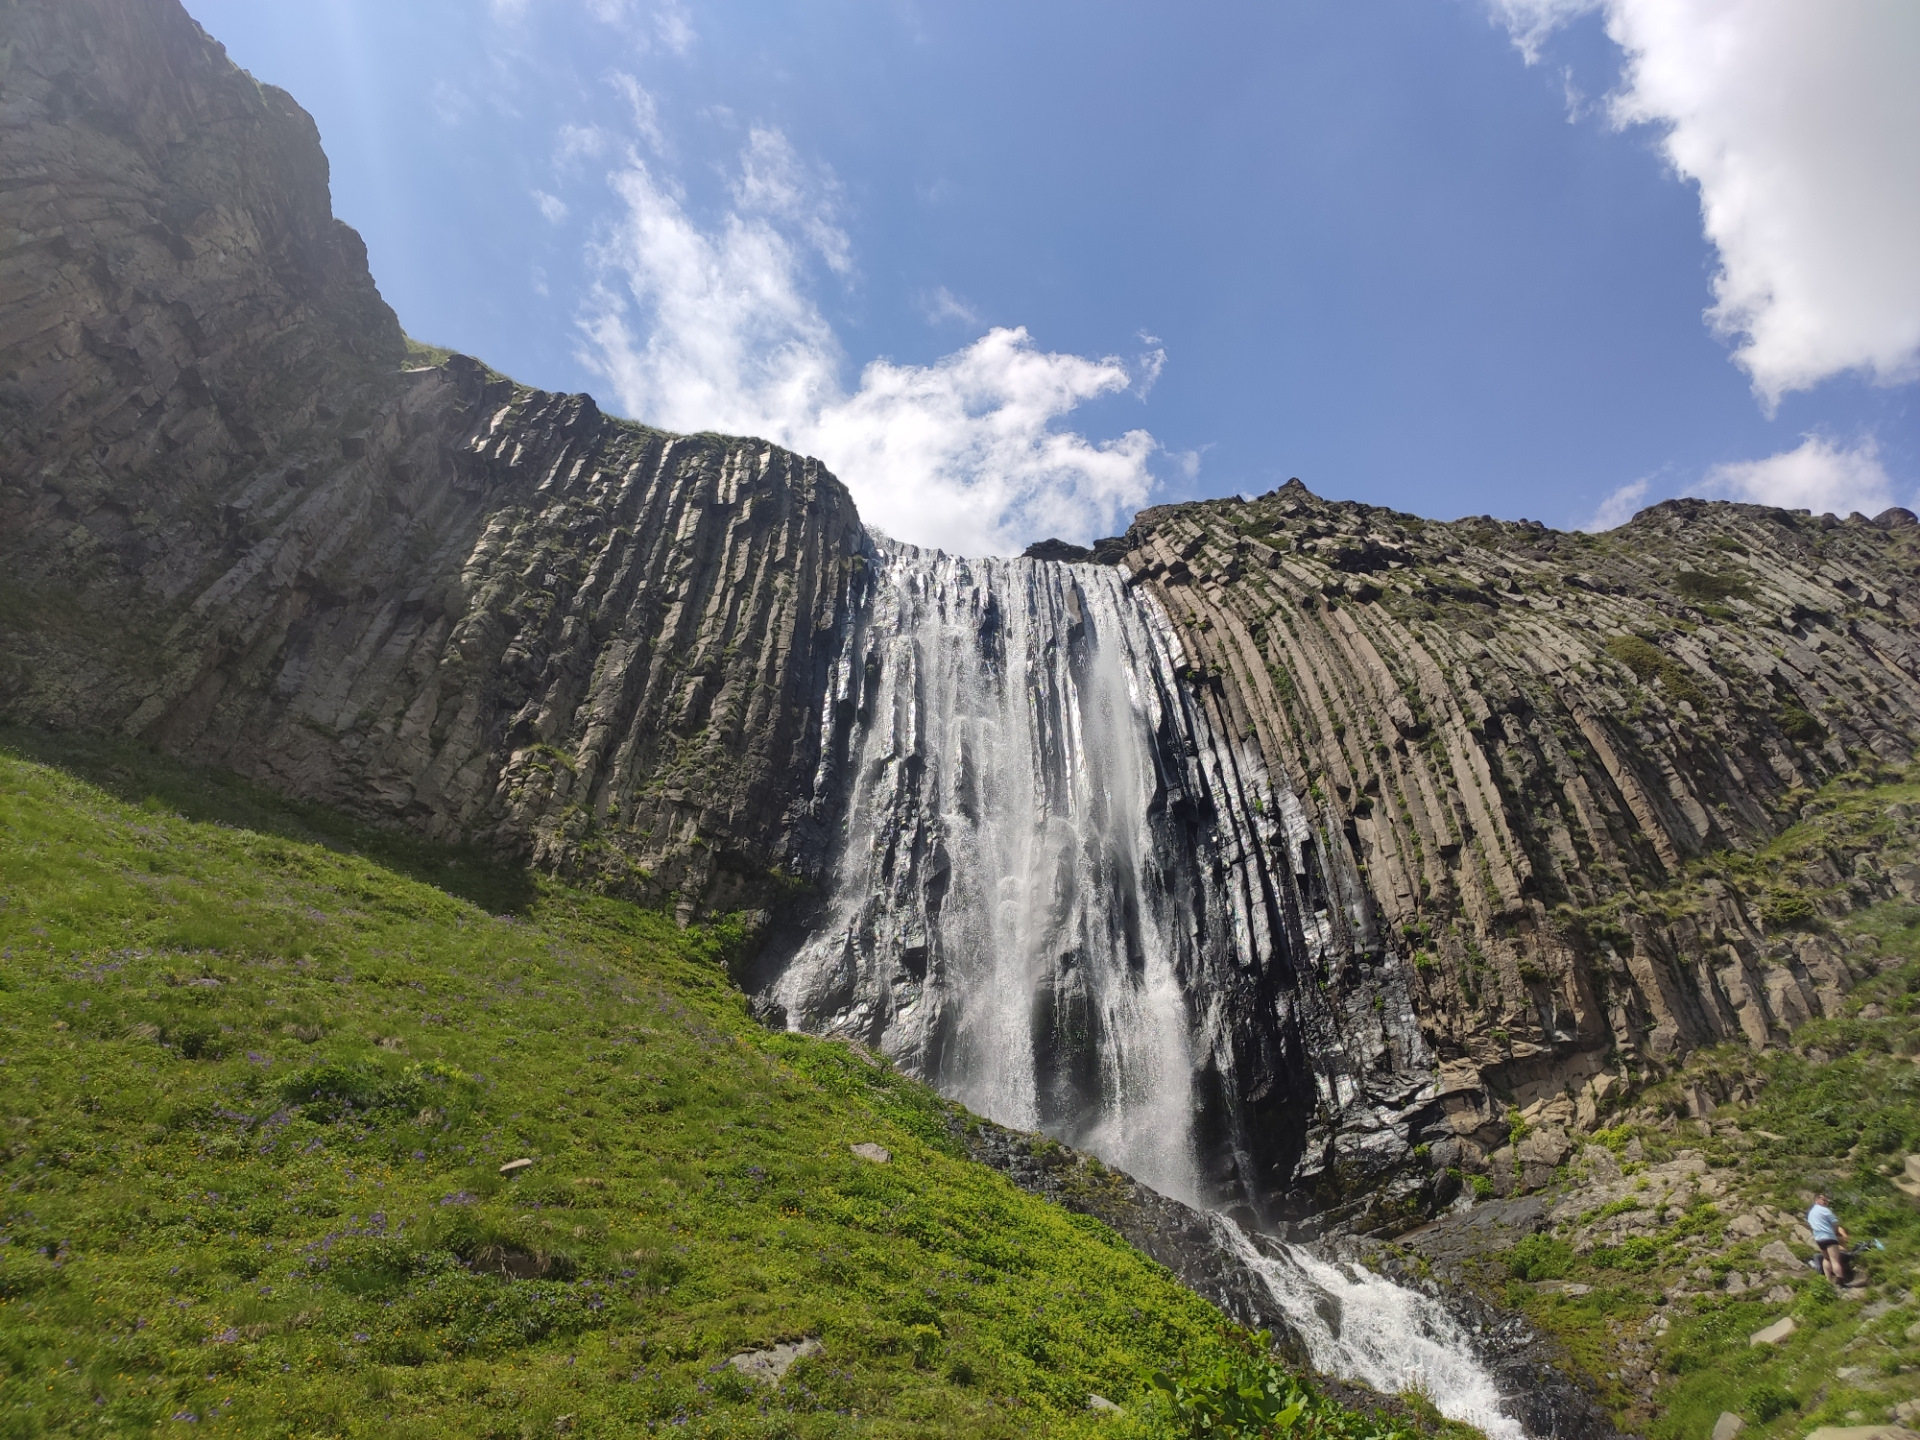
770;537;1530;1435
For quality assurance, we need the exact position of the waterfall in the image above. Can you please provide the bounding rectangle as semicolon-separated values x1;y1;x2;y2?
1212;1218;1527;1440
776;538;1225;1200
772;536;1523;1433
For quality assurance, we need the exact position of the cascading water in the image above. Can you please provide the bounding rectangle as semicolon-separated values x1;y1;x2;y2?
771;536;1525;1433
1212;1218;1526;1440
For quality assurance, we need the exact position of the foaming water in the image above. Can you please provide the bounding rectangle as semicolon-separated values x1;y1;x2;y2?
1212;1218;1525;1440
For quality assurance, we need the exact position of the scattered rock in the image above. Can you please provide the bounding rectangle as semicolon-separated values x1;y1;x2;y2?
499;1158;534;1176
1724;1272;1749;1295
1087;1394;1123;1414
1537;1280;1593;1296
1728;1214;1767;1238
1713;1411;1745;1440
1766;1286;1795;1304
850;1142;891;1164
1759;1239;1801;1271
728;1338;821;1384
1891;1400;1920;1425
1749;1316;1796;1346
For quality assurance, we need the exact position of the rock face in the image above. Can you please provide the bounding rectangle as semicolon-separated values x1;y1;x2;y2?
1103;483;1920;1172
1;0;865;913
14;0;1920;1229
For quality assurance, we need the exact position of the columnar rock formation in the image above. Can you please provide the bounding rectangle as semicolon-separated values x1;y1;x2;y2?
1096;484;1920;1171
0;0;865;914
13;0;1920;1223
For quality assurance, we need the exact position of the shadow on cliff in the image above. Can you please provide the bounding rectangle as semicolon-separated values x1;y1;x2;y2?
0;723;539;916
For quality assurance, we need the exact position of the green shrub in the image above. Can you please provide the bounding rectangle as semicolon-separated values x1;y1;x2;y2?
1674;569;1753;603
1759;890;1818;931
1508;1234;1575;1281
1779;705;1825;744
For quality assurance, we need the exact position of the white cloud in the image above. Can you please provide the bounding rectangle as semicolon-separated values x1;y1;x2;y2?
1580;477;1649;531
532;189;569;224
577;135;1160;555
582;0;695;54
653;2;695;56
555;123;612;170
1704;435;1897;516
606;74;665;154
922;287;979;327
733;128;851;276
1488;0;1602;63
1492;0;1920;408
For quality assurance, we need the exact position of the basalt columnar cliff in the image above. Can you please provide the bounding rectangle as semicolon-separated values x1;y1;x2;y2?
8;0;1920;1238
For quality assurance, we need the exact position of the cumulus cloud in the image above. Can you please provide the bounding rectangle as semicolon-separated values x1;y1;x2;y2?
577;128;1161;555
1704;435;1898;516
1493;0;1920;408
1579;477;1650;532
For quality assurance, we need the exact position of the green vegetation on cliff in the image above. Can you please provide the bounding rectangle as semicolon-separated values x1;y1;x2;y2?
0;733;1415;1439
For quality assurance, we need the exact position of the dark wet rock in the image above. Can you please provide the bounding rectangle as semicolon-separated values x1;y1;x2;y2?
1399;1196;1552;1269
1021;537;1093;562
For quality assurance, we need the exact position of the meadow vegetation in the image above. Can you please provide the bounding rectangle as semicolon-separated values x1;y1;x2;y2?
0;731;1419;1439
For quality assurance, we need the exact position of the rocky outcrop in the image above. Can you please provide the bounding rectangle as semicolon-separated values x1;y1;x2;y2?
0;0;865;913
1103;482;1920;1173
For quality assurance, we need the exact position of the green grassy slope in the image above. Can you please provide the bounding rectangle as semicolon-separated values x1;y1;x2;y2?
0;734;1416;1439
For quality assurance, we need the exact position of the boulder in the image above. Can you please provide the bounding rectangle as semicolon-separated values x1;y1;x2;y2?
850;1142;891;1164
1759;1239;1801;1271
728;1338;822;1384
1712;1412;1744;1440
1749;1316;1796;1346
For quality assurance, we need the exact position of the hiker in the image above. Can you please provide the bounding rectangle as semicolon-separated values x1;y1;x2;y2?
1808;1192;1850;1284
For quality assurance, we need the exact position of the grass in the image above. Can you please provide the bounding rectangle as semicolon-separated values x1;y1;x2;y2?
0;733;1423;1439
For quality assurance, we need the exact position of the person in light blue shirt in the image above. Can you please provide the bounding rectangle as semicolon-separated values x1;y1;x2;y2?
1808;1193;1849;1284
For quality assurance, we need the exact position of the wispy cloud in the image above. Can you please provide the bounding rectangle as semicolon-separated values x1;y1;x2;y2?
532;189;570;224
607;73;665;154
577;121;1161;555
1579;476;1650;531
1491;0;1920;409
1704;435;1898;517
922;286;979;328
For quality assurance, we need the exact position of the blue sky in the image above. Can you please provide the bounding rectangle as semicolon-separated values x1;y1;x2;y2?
185;0;1919;553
